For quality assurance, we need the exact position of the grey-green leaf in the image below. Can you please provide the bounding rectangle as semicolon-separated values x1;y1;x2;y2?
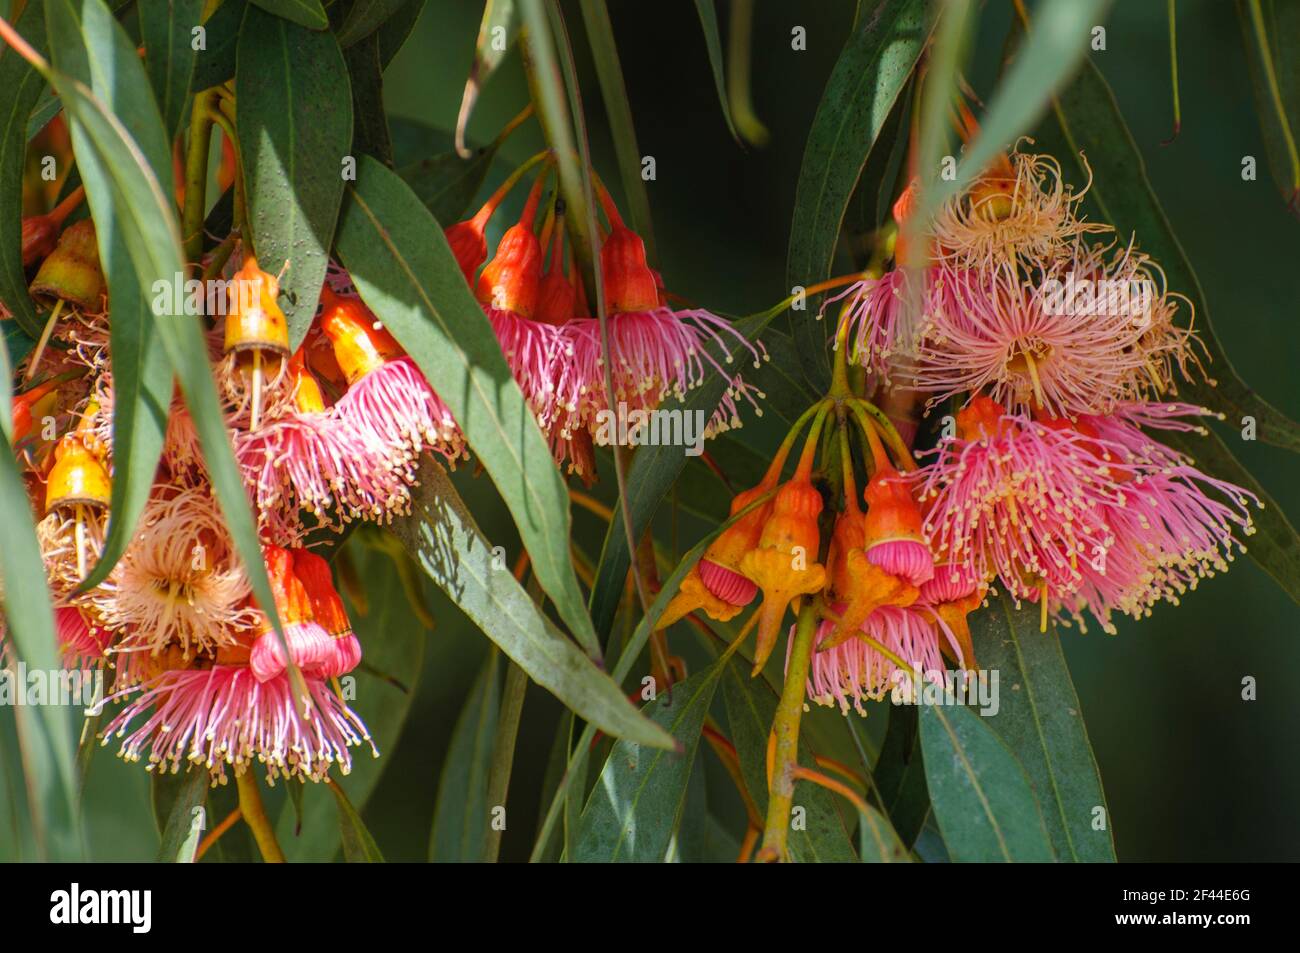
786;0;931;391
0;1;50;340
720;656;861;862
236;5;352;347
429;652;499;861
390;461;672;750
246;0;327;31
46;0;174;592
971;595;1115;861
574;659;723;862
153;768;208;862
334;155;601;658
139;0;203;139
918;700;1054;862
330;781;385;861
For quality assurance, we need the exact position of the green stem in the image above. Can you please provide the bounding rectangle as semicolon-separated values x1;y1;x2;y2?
181;90;218;266
236;770;285;863
759;602;819;861
482;659;527;862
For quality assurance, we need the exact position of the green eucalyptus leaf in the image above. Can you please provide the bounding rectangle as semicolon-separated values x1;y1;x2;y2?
428;651;499;861
336;0;408;48
397;146;498;224
971;595;1115;862
720;656;861;862
343;30;394;165
236;5;351;347
139;0;203;139
46;0;174;592
452;0;516;158
871;704;930;848
786;0;931;391
573;658;724;862
918;699;1054;862
691;0;740;144
0;1;49;339
246;0;327;31
375;0;425;68
334;154;601;659
189;0;243;92
329;781;385;861
1237;0;1300;214
389;461;672;750
153;768;208;862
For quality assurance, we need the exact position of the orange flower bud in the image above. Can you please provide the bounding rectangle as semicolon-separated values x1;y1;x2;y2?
739;477;826;674
657;565;746;630
292;549;351;638
600;224;658;314
287;347;326;413
319;287;403;383
30;220;105;311
445;218;489;285
44;436;110;512
261;545;312;627
224;256;289;356
10;378;60;443
21;215;59;266
862;464;932;586
933;588;985;669
956;395;1006;442
477;222;542;318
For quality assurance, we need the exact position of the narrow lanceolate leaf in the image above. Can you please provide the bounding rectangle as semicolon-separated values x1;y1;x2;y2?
40;37;284;641
329;782;385;862
574;659;724;862
872;704;930;848
236;6;351;347
919;0;1111;219
274;542;424;860
786;0;931;392
335;155;601;659
453;0;516;157
0;448;80;860
691;0;740;144
46;0;174;591
390;463;673;750
530;496;774;861
0;1;49;339
246;0;327;31
429;652;499;862
154;768;208;862
971;596;1115;862
720;657;862;862
139;0;203;139
1048;57;1300;453
343;30;394;166
580;0;655;260
1159;425;1300;606
1238;0;1300;214
588;310;774;641
189;0;243;92
376;0;425;68
398;146;498;224
918;701;1055;862
336;0;410;49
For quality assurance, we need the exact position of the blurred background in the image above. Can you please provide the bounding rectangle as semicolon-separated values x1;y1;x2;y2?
45;0;1300;861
